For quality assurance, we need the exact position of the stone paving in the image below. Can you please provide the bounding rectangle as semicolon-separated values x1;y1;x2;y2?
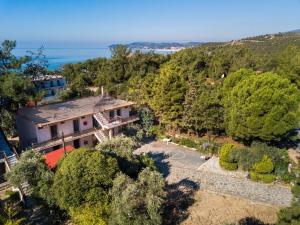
136;141;292;207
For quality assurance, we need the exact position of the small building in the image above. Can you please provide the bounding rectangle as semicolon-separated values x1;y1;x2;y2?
16;93;139;153
32;74;66;100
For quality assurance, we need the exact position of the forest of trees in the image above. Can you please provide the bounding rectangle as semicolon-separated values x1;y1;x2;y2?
61;34;300;143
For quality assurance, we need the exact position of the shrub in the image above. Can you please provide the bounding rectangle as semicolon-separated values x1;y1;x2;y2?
277;205;300;225
219;144;238;163
250;172;276;183
252;155;274;174
178;138;198;148
220;160;238;170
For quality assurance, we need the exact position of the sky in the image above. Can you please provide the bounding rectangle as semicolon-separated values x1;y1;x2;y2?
0;0;300;47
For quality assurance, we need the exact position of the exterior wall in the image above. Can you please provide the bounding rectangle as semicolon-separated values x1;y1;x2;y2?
104;107;131;120
121;107;130;119
16;115;37;149
36;126;52;143
34;78;67;98
36;115;93;144
79;115;93;131
79;135;94;148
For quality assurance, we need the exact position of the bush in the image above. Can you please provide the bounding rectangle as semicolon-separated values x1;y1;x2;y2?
219;144;238;163
250;171;276;183
277;205;300;225
178;138;198;148
220;160;238;170
252;155;274;174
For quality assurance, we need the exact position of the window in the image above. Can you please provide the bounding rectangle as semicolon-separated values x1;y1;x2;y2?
83;121;88;126
117;109;121;116
84;140;88;145
109;110;115;118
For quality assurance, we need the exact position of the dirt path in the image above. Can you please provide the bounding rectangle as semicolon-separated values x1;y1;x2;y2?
181;190;279;225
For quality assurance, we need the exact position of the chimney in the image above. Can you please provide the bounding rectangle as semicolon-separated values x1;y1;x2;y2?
101;86;104;96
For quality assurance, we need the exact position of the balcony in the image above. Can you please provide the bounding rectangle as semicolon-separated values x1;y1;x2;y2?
93;113;139;130
32;128;99;152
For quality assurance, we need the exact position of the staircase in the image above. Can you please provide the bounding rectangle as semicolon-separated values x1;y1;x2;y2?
93;112;109;128
6;154;18;168
94;129;108;143
4;154;30;197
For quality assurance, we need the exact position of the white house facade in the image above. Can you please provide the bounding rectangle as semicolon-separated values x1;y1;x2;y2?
16;94;139;153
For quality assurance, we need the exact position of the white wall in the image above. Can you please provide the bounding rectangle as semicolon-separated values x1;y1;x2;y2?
16;115;38;149
104;107;131;120
36;126;52;143
121;107;130;118
36;115;94;143
79;115;93;131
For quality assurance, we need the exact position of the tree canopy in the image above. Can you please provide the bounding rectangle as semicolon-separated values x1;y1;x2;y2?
52;148;119;210
223;69;299;141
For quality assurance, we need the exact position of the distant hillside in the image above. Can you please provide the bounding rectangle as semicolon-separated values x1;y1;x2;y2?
199;31;300;56
109;42;203;50
288;29;300;33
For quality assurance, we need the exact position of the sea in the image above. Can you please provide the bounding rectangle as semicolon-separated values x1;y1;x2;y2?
13;47;175;71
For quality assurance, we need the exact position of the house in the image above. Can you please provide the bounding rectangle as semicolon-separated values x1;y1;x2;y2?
32;74;66;100
16;92;139;153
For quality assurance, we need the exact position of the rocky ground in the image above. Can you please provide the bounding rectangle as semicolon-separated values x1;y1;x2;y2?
136;141;292;206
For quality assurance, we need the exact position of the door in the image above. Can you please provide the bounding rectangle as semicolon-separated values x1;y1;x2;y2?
73;139;80;148
50;125;58;139
109;110;115;119
117;109;121;117
73;119;80;133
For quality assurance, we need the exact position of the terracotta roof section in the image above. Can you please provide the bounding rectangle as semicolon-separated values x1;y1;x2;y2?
17;95;135;126
43;145;74;169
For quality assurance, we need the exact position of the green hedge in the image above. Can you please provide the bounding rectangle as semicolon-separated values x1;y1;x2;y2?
250;171;276;183
219;144;237;163
220;160;238;170
252;155;274;174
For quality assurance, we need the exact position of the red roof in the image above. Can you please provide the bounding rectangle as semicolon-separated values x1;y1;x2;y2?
44;145;74;169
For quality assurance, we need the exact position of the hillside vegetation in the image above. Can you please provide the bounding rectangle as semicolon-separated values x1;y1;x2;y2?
60;31;300;139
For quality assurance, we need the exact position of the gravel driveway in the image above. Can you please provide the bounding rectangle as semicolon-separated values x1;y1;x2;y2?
135;141;292;206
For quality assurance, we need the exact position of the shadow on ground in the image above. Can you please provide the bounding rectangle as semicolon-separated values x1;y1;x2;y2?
162;178;200;225
238;217;271;225
147;152;171;177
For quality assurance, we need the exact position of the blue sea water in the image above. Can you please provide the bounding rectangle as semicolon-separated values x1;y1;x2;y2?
13;48;112;71
13;47;175;71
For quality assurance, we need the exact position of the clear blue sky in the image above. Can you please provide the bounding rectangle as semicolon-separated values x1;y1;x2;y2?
0;0;300;47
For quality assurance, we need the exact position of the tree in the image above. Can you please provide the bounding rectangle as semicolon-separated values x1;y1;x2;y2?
223;69;300;141
6;150;54;205
0;40;29;75
150;63;187;129
110;168;165;225
276;45;300;88
0;74;35;111
69;203;108;225
23;46;48;77
183;80;224;135
96;137;142;178
52;148;119;211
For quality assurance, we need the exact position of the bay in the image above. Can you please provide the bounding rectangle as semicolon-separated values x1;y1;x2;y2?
13;47;176;71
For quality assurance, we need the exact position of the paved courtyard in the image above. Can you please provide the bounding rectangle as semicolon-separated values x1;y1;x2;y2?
135;141;292;207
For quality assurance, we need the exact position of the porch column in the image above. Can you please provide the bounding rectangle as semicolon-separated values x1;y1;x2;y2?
109;129;113;140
